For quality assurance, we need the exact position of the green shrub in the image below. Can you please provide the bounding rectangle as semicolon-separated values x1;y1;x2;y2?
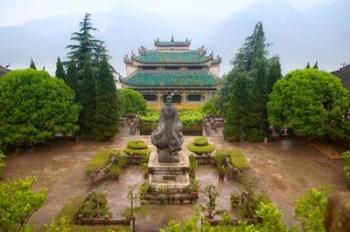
295;186;329;232
342;151;350;187
189;155;198;175
76;191;112;219
85;149;121;175
119;88;147;115
229;150;250;170
123;140;151;156
140;110;203;126
193;136;209;146
187;179;200;193
139;181;150;198
0;176;47;231
213;150;228;175
56;196;85;224
187;137;215;155
0;69;80;151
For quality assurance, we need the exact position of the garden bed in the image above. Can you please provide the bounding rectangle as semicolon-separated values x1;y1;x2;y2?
139;110;203;135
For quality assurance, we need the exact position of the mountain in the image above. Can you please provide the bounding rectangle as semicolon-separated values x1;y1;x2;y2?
0;0;349;75
207;0;350;73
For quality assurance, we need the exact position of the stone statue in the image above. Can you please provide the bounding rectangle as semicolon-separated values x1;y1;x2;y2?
151;94;184;163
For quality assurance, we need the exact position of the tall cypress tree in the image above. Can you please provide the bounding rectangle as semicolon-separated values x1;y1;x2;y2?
65;60;79;95
92;57;119;140
55;57;66;80
313;61;318;69
66;13;107;69
220;22;281;142
78;56;96;137
30;58;37;70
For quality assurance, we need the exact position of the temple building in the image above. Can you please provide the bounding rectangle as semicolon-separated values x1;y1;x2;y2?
120;37;221;109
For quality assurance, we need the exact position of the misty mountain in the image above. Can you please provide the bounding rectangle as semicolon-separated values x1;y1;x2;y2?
0;0;349;75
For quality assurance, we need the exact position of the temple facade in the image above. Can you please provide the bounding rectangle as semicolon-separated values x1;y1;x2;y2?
120;37;221;110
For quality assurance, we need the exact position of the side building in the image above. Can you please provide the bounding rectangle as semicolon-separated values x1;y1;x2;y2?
332;64;350;91
120;38;221;110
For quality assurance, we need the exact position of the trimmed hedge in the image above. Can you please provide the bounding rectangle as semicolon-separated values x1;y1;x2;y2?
215;149;250;170
123;140;151;156
187;137;215;155
85;149;127;181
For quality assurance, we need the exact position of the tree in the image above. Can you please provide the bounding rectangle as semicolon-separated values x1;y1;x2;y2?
268;69;350;139
295;187;329;232
77;57;96;138
306;62;311;69
0;177;47;231
220;22;281;142
55;57;66;80
92;57;119;140
29;58;36;70
66;13;107;69
313;61;319;69
119;88;147;115
0;69;80;150
202;184;219;219
65;60;79;96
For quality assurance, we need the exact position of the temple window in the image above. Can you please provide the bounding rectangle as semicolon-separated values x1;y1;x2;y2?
142;66;157;70
165;66;180;70
143;94;158;102
187;94;202;102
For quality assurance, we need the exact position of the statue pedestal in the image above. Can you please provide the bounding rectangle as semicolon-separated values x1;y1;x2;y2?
142;152;197;204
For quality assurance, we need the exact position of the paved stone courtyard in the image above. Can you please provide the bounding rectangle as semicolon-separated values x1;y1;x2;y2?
3;130;347;231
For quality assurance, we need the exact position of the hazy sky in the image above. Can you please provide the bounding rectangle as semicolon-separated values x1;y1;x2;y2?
0;0;336;26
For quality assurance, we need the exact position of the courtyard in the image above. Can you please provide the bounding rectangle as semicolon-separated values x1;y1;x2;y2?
3;130;347;231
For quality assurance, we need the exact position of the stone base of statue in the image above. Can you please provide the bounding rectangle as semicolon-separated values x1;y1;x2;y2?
141;151;198;204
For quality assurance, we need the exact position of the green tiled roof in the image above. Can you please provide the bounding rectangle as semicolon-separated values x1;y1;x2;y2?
122;70;216;87
133;51;210;64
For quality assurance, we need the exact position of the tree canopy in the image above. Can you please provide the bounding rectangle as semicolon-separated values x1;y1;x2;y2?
0;69;80;150
55;57;66;80
267;69;350;139
119;88;147;115
29;58;36;70
219;22;282;142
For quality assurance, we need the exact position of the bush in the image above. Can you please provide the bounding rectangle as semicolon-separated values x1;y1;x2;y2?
229;150;250;170
119;88;147;115
268;69;350;140
294;186;329;232
189;155;198;175
0;69;80;151
123;140;151;156
187;179;200;193
140;110;203;126
213;150;228;175
187;137;215;155
202;96;222;117
85;149;127;181
76;191;112;219
0;176;47;231
342;151;350;187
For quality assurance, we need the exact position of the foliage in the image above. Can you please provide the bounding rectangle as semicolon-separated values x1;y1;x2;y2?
189;155;198;175
85;149;127;179
119;88;147;115
0;151;5;179
187;137;215;155
77;57;97;138
294;186;329;232
255;202;289;232
213;150;228;175
228;149;250;170
139;181;150;199
202;95;222;117
0;69;80;150
342;151;350;187
30;58;37;70
43;216;72;232
0;176;47;231
220;22;282;142
66;13;108;68
91;57;120;140
187;179;200;193
65;60;79;96
76;191;112;219
123;140;150;156
268;69;350;139
140;110;203;126
178;110;203;126
202;184;219;219
55;56;66;80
